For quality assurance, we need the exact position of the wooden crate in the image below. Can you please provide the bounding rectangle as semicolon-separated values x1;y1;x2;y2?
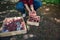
27;16;40;26
0;17;27;37
27;21;40;26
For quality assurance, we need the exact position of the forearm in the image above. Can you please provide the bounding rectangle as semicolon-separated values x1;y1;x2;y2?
30;4;34;11
24;4;31;12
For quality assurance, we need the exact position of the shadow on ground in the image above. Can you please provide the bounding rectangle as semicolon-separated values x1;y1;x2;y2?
0;4;60;40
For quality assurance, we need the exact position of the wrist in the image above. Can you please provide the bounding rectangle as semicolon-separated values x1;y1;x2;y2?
30;4;34;11
24;4;31;12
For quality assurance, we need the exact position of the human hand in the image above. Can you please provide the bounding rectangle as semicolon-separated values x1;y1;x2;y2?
29;10;37;17
32;10;36;15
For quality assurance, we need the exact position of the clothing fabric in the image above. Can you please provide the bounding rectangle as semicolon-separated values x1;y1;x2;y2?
20;0;33;5
16;0;42;14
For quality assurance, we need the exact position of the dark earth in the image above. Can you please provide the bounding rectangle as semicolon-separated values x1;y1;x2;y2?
0;1;60;40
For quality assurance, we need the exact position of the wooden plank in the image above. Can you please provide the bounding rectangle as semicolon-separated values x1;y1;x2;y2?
0;17;27;37
27;21;39;26
0;30;27;37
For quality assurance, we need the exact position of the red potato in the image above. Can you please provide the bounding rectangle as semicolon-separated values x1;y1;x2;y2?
29;17;34;22
21;22;25;30
21;22;25;27
29;16;36;22
34;16;40;22
17;17;21;21
29;18;33;21
3;18;13;25
10;18;13;22
9;18;13;23
4;18;17;31
3;17;26;31
36;16;40;22
13;17;18;22
5;19;10;23
6;22;17;31
20;19;23;22
15;18;23;24
13;17;23;23
34;18;37;22
17;17;20;19
28;16;40;22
